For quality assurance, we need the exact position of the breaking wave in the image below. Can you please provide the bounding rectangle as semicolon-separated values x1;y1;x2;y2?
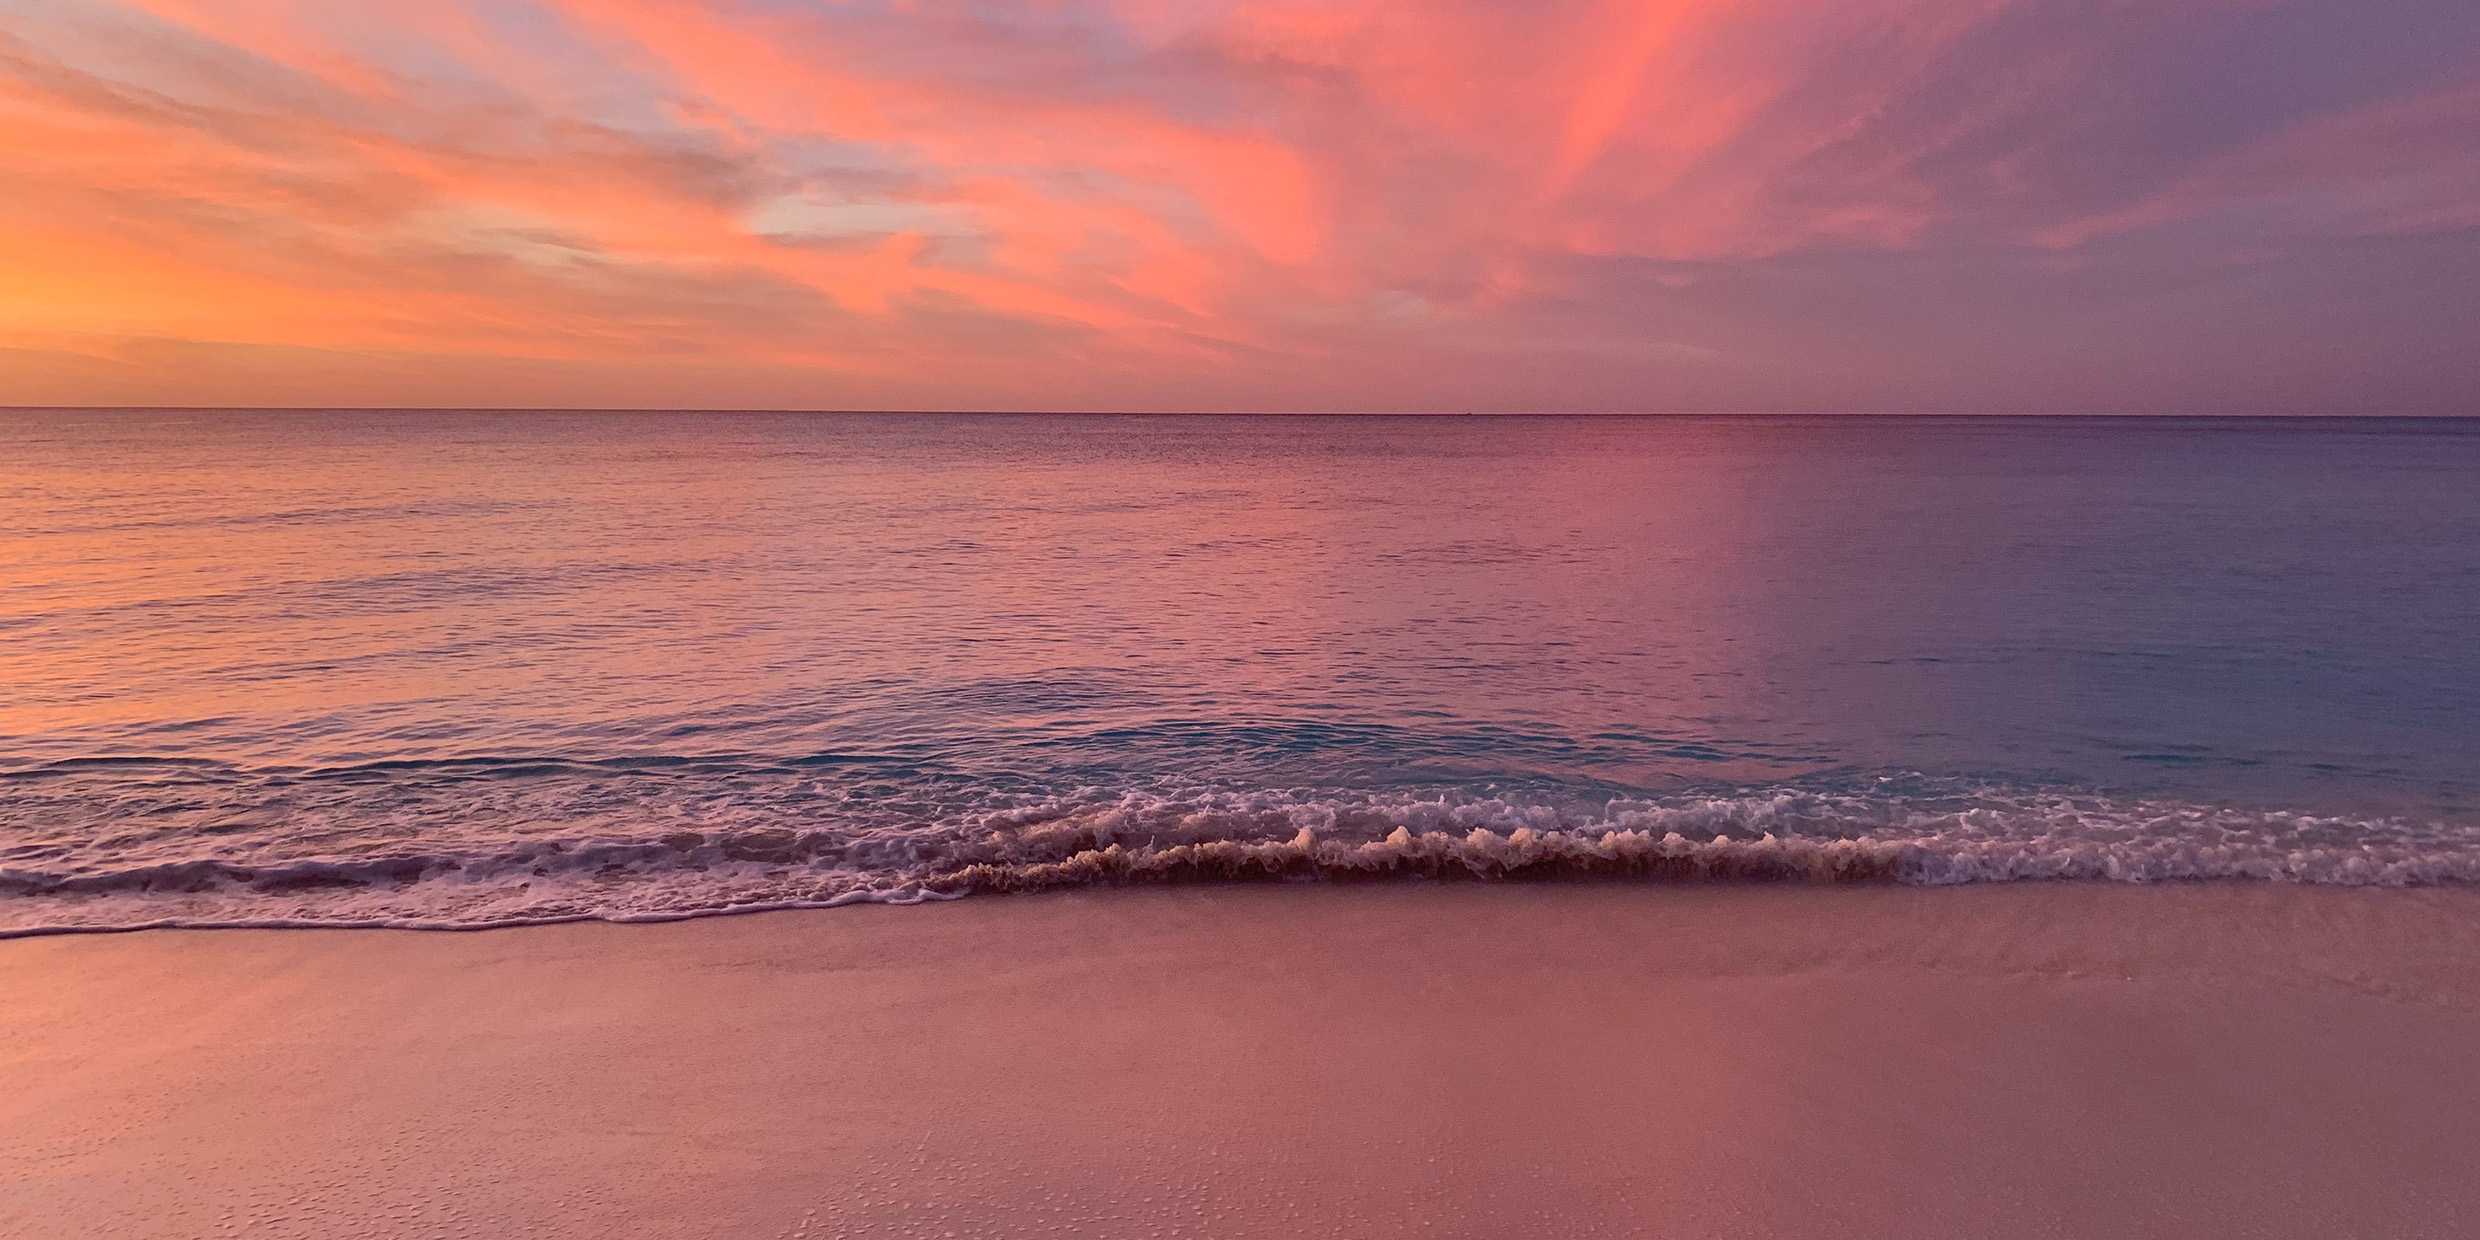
5;781;2478;937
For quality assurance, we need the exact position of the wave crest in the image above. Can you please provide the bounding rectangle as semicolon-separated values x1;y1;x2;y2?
941;825;1909;892
5;783;2477;936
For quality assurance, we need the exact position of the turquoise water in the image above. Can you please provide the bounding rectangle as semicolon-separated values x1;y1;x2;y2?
3;412;2476;931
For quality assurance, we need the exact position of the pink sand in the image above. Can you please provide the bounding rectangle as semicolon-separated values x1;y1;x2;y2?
7;883;2480;1239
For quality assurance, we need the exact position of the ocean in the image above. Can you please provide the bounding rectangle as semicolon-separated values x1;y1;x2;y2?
3;411;2475;934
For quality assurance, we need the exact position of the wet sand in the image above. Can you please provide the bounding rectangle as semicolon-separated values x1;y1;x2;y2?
6;883;2479;1240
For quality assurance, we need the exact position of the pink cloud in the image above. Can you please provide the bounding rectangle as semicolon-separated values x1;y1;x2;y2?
0;0;2472;411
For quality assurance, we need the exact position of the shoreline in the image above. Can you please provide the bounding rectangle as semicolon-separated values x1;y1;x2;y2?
9;883;2480;1238
8;871;2480;943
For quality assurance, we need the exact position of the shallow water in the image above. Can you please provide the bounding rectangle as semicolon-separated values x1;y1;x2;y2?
3;412;2476;931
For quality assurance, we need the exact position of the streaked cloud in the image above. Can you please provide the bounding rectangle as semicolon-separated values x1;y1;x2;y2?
2;0;2473;411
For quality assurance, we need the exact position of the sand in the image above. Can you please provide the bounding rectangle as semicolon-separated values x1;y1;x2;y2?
6;883;2479;1240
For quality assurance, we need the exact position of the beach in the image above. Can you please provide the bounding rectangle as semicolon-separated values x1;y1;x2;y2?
11;0;2479;1230
9;882;2478;1240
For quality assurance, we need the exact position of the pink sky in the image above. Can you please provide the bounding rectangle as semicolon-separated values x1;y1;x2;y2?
3;0;2475;412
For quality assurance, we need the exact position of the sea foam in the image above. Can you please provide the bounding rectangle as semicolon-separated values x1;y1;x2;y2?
5;783;2475;937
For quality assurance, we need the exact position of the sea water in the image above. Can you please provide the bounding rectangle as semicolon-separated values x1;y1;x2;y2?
3;412;2475;933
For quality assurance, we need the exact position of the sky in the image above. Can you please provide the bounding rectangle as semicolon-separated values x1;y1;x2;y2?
1;0;2474;413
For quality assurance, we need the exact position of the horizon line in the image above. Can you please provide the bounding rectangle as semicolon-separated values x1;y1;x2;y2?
5;408;2476;419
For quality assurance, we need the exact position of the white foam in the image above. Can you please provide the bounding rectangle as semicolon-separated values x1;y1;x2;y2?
5;783;2477;937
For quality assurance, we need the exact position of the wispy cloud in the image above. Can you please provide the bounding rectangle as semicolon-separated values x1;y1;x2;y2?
2;0;2473;410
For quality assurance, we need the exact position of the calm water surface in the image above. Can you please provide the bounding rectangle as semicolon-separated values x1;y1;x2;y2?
3;413;2476;931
